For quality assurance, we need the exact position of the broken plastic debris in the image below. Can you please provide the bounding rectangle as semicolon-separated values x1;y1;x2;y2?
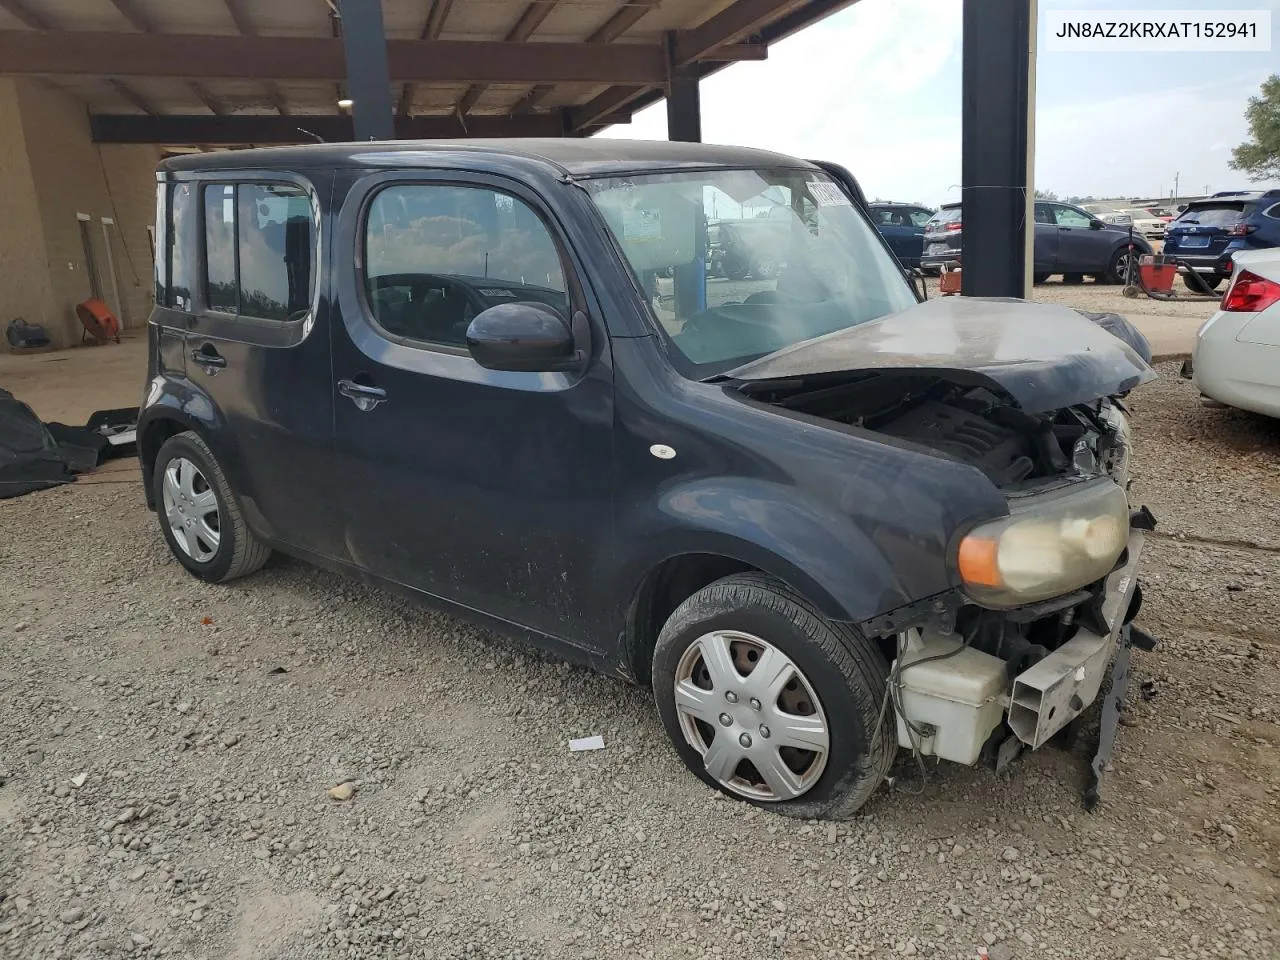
568;735;605;752
326;782;355;802
200;617;213;626
70;772;88;788
267;666;288;675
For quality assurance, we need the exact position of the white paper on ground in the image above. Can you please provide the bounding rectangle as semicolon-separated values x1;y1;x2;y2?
568;735;605;752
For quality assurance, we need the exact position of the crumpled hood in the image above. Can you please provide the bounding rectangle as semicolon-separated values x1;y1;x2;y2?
726;296;1156;414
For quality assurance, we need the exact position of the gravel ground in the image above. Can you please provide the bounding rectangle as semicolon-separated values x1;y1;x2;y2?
2;362;1279;960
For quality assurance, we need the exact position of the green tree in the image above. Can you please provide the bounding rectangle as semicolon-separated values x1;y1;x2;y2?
1230;74;1280;182
1034;189;1059;201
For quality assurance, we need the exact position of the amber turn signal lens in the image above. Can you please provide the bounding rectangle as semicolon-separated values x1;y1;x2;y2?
957;536;1002;588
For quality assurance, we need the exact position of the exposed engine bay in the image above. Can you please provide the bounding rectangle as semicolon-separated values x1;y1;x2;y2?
738;369;1150;805
738;371;1131;488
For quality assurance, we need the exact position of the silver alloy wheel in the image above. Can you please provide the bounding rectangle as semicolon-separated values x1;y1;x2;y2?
161;457;220;563
673;629;830;802
1114;251;1134;282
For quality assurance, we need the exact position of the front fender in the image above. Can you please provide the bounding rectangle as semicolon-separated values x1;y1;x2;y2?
614;475;958;627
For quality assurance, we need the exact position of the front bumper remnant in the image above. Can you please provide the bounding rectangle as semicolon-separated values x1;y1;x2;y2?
1007;532;1144;749
1084;620;1158;810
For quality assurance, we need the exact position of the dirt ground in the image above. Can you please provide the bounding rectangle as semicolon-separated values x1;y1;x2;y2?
3;339;1279;960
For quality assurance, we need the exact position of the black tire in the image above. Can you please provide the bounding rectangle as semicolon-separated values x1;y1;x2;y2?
723;255;750;281
652;572;895;819
1032;272;1050;284
1106;248;1136;285
152;430;271;583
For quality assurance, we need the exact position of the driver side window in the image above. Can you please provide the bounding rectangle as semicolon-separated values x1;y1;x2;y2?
1052;204;1093;228
364;183;567;349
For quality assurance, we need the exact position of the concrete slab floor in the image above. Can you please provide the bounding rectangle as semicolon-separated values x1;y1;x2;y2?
0;334;146;424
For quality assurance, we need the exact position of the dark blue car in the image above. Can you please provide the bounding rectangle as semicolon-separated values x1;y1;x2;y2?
1162;189;1280;290
868;202;935;269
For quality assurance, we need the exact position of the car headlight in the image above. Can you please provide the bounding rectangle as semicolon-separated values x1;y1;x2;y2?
957;481;1130;608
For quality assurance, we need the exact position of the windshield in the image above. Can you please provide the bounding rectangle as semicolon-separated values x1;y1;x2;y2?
1175;202;1252;227
584;169;917;376
928;206;962;228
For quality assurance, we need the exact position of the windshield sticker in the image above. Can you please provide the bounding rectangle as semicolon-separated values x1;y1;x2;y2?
478;288;517;298
807;181;852;207
622;208;662;242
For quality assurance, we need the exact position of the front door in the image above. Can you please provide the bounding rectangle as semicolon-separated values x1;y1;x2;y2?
1033;203;1059;272
173;174;342;559
1051;203;1104;272
328;171;615;646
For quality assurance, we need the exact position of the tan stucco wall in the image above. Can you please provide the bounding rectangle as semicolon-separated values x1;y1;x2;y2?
0;80;55;344
1;80;162;350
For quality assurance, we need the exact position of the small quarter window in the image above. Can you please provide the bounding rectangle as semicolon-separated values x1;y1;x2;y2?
166;182;195;310
364;184;567;349
204;185;237;313
200;182;315;321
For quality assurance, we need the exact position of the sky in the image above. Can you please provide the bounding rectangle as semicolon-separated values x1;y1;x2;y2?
597;0;1280;207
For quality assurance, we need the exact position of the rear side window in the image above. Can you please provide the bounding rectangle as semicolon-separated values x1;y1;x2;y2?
201;182;315;321
1261;202;1280;220
908;209;934;226
1175;202;1250;227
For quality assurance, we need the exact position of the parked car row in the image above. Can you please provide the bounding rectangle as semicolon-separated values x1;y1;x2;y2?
917;200;1154;284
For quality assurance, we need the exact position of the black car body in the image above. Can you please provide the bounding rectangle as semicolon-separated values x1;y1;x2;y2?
140;140;1153;817
921;200;1153;283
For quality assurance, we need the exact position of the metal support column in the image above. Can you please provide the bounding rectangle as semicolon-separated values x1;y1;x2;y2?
339;0;394;141
665;67;702;143
960;0;1037;298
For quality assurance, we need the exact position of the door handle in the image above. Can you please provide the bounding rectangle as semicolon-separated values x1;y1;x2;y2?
337;379;387;412
191;348;226;372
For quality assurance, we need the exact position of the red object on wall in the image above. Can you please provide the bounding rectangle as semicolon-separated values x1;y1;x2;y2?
76;298;121;344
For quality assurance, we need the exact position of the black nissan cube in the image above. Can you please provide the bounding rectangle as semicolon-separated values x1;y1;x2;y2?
140;140;1154;817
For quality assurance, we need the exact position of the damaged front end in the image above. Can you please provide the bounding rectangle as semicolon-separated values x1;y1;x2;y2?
728;297;1158;807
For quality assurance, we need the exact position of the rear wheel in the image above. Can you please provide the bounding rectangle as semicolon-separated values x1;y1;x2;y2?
1185;274;1222;293
152;431;271;583
653;572;895;819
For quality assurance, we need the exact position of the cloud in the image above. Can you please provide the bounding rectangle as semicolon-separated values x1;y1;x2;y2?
598;0;1275;205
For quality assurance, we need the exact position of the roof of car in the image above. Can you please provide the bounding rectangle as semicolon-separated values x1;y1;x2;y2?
1191;189;1280;203
158;138;818;178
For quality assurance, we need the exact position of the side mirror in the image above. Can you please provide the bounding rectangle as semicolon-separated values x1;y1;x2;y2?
1089;219;1105;230
466;302;583;373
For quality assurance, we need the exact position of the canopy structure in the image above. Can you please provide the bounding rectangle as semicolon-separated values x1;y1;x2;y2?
0;0;860;148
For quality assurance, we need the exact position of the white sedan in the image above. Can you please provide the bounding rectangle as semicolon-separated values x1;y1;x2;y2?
1192;248;1280;417
1120;209;1167;239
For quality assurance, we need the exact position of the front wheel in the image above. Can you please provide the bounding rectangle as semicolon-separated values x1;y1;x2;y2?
152;431;271;583
652;573;895;819
1106;248;1137;285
